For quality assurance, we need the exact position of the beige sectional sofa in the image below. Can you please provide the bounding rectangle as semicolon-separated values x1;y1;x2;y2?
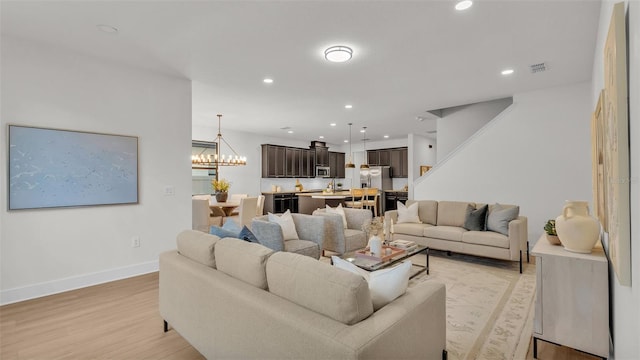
160;230;447;359
385;200;528;272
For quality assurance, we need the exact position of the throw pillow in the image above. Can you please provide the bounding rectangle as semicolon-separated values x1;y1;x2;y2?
464;204;488;231
332;256;411;311
396;201;421;224
239;225;259;243
222;220;242;235
326;203;348;229
486;204;520;236
209;226;240;239
268;210;300;240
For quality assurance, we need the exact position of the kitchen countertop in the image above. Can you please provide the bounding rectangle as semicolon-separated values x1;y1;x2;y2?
297;191;351;197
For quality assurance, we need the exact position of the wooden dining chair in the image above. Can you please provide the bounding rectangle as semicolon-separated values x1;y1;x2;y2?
362;188;380;217
344;188;364;209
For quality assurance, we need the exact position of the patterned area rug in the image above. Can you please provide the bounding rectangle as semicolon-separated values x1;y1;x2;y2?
409;251;536;360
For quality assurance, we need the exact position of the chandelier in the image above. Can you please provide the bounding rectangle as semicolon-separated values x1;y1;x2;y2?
191;114;247;169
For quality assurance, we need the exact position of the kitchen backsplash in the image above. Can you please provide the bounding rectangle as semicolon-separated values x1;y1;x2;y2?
260;178;347;192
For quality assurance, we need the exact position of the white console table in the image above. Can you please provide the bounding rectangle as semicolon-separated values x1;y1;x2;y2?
532;236;609;359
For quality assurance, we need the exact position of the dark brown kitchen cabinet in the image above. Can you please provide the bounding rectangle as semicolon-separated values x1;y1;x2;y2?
314;146;329;167
329;152;345;178
367;149;391;166
262;145;286;177
300;149;314;178
285;147;301;177
390;148;408;178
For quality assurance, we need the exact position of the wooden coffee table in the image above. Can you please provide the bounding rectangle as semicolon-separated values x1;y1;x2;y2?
339;244;429;279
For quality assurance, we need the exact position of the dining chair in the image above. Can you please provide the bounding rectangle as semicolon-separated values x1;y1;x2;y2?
192;198;222;232
362;188;380;217
344;188;364;209
228;193;248;216
256;195;265;216
235;197;259;228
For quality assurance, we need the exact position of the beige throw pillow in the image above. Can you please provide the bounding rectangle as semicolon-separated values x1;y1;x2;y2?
397;201;421;224
326;203;348;229
268;209;299;240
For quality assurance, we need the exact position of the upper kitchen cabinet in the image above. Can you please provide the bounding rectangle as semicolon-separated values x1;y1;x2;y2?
329;152;345;178
300;149;314;178
285;147;301;177
262;144;286;177
367;149;391;166
390;147;408;178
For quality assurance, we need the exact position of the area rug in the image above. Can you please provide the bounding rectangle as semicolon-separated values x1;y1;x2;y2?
409;251;536;360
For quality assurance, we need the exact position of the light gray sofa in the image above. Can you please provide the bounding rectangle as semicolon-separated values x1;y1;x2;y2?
312;207;372;255
251;213;327;259
385;200;528;272
160;230;447;360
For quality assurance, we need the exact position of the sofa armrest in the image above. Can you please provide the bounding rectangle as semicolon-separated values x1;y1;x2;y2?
384;210;399;224
312;211;346;253
291;213;327;248
508;216;528;257
250;219;285;252
343;208;373;231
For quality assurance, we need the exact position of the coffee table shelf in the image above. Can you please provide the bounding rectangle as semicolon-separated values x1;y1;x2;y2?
340;244;429;279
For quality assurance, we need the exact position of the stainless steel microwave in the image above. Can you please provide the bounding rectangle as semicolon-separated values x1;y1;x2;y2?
316;166;330;178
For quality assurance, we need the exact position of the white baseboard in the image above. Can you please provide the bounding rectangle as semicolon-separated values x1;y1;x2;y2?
0;260;159;305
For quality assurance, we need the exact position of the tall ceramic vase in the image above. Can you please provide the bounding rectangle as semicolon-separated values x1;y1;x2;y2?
555;201;600;254
368;235;383;256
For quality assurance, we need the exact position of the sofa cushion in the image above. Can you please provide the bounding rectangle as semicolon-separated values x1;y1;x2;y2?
464;204;488;231
462;230;510;248
268;210;300;240
486;204;520;236
332;256;411;311
394;223;433;237
424;226;467;242
397;201;421;223
437;201;474;227
267;252;373;325
326;204;347;229
406;200;438;225
215;238;274;289
284;239;319;258
177;230;220;268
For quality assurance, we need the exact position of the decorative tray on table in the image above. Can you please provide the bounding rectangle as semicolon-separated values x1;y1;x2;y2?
355;246;406;263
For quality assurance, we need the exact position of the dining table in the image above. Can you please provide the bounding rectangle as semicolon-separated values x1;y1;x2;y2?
209;201;241;217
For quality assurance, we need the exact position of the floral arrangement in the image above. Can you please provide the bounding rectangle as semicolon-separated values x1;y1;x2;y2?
362;217;385;236
212;178;231;193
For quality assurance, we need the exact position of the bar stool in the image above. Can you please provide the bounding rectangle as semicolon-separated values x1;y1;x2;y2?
362;188;379;217
344;188;364;209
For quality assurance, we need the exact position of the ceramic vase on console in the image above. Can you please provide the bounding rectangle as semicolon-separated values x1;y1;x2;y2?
555;200;600;254
368;235;383;256
215;191;228;202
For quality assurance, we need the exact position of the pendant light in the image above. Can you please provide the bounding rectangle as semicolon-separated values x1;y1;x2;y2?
345;123;355;168
360;126;370;175
191;114;247;178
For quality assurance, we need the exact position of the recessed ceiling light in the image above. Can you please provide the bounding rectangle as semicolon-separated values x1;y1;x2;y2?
97;24;118;33
360;129;366;133
345;104;353;109
263;78;274;84
344;140;349;143
501;69;515;75
330;123;336;127
455;0;473;11
324;45;353;63
384;135;389;139
319;136;325;139
287;130;293;134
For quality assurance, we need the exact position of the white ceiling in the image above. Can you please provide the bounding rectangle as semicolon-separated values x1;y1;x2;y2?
1;0;601;146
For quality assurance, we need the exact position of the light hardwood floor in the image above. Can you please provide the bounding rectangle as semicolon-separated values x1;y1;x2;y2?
0;272;600;360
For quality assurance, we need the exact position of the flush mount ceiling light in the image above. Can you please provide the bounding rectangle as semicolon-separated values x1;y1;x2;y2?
455;0;473;11
501;69;515;75
324;46;353;63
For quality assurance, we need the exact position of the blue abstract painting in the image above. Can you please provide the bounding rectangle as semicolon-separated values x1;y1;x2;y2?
8;125;138;210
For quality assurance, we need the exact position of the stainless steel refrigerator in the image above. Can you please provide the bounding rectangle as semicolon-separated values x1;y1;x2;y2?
360;166;392;190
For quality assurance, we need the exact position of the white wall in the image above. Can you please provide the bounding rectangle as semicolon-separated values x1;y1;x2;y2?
0;36;192;304
592;1;639;358
414;82;592;247
436;98;513;161
408;134;436;198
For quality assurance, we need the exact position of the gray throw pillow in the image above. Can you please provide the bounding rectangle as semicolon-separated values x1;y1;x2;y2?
209;226;240;238
486;204;519;235
464;204;488;231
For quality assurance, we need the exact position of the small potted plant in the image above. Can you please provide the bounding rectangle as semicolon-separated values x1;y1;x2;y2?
336;182;343;190
544;219;561;245
212;178;231;202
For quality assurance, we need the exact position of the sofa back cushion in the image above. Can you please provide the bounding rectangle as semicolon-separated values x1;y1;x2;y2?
437;201;475;227
266;252;373;325
215;238;274;289
406;200;438;225
177;230;220;268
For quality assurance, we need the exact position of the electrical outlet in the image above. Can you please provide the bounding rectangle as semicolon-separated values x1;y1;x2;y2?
131;236;140;248
164;186;175;196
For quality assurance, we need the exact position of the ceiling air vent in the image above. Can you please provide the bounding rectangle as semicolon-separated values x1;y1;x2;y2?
530;62;547;74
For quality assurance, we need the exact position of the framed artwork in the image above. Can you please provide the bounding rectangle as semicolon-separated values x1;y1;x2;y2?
601;2;630;286
419;165;432;176
8;125;139;210
591;90;607;232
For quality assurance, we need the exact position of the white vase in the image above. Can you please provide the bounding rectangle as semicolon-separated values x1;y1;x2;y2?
368;235;383;256
555;201;600;254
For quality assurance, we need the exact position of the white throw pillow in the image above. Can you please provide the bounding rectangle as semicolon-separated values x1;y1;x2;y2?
268;210;299;240
397;201;421;224
326;203;348;229
332;256;411;310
